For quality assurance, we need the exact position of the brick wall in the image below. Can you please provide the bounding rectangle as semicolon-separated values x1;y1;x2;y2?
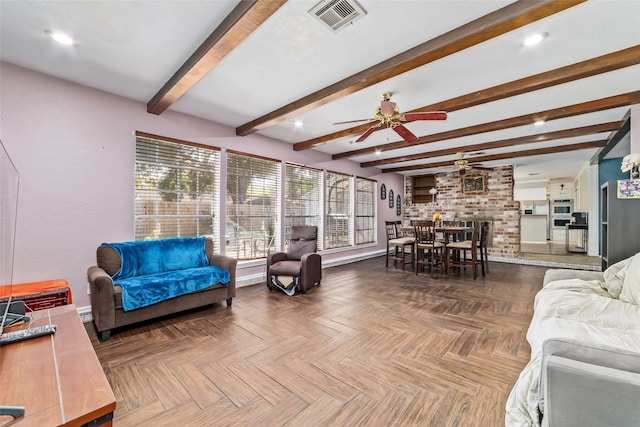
404;166;520;258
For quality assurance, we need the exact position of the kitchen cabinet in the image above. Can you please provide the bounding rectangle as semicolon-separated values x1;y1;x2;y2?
547;181;573;200
521;215;547;242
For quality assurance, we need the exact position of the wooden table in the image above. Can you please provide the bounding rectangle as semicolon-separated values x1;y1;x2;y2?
402;225;472;274
435;226;472;243
0;304;116;426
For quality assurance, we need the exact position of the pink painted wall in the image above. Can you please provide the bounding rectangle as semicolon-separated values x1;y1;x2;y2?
0;62;404;309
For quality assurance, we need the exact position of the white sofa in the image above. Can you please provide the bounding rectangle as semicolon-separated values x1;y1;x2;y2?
506;253;640;426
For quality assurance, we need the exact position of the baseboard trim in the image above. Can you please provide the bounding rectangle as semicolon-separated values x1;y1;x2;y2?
490;256;601;271
237;249;387;288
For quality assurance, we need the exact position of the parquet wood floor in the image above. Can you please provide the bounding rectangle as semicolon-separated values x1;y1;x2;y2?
85;257;545;426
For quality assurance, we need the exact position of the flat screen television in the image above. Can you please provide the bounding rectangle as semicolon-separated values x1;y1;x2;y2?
0;139;24;333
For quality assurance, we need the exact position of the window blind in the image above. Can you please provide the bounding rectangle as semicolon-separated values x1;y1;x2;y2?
135;134;220;249
355;177;376;244
325;171;353;249
227;152;281;260
285;163;323;251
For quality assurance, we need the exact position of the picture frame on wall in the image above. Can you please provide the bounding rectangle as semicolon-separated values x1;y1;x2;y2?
380;183;386;200
389;189;394;208
396;195;401;216
461;173;488;195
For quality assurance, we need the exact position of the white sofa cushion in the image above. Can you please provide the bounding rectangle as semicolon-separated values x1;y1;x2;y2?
620;253;640;305
603;256;633;299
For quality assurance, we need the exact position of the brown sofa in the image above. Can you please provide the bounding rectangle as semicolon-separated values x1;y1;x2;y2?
87;237;236;341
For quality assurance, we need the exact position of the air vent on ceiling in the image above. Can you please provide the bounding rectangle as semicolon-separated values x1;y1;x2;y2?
309;0;367;33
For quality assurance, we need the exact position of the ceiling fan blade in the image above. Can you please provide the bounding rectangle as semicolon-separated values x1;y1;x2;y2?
333;118;373;125
403;111;448;122
393;124;418;143
380;100;397;116
355;125;378;143
468;163;494;170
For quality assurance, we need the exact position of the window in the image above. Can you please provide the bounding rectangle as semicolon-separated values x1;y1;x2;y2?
227;152;281;260
355;177;376;244
135;133;220;246
325;171;353;249
285;164;323;251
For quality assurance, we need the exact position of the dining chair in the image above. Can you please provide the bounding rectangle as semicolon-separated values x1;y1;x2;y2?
446;221;484;279
438;220;464;243
478;221;490;274
385;220;414;270
414;222;445;277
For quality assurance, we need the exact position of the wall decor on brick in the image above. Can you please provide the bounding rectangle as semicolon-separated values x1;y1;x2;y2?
404;166;520;259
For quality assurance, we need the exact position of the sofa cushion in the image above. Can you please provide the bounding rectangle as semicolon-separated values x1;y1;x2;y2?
603;256;633;299
287;239;316;260
114;265;230;311
105;237;209;280
97;245;122;277
620;253;640;305
542;269;603;288
269;260;303;276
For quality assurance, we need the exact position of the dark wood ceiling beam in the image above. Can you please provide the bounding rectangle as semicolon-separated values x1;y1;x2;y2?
381;140;607;173
147;0;286;115
361;121;622;168
237;0;585;137
298;45;640;152
334;91;640;160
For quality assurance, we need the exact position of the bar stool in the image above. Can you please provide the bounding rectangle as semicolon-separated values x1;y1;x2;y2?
385;221;414;270
446;222;484;279
414;222;445;277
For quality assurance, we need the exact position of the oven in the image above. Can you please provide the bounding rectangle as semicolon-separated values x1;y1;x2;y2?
551;199;573;215
551;199;573;229
553;218;572;228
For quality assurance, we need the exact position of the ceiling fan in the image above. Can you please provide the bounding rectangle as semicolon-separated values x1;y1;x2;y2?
452;152;494;175
333;92;447;143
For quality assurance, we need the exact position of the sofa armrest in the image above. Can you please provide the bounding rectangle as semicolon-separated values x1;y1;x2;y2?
267;252;288;265
208;254;237;297
87;265;117;331
300;252;322;290
543;269;604;287
540;338;640;427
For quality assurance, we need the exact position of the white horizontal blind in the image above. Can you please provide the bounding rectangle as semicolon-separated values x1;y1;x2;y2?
134;134;220;248
355;177;375;244
285;163;323;251
227;152;281;260
325;171;353;249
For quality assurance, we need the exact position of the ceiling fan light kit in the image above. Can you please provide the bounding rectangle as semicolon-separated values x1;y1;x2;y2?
339;92;447;144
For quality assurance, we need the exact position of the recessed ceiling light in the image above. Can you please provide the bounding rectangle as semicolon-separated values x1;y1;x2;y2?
523;32;548;47
375;149;382;156
45;30;74;46
294;120;304;127
534;120;545;126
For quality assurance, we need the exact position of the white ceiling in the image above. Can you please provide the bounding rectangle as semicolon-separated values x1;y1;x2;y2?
2;0;638;183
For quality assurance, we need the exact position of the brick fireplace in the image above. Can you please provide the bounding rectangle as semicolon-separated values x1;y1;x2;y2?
404;166;520;258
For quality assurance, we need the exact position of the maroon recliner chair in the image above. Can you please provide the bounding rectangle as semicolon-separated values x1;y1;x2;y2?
267;225;321;294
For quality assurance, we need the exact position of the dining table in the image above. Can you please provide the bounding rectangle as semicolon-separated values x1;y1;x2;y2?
402;224;473;275
435;225;472;244
402;225;472;241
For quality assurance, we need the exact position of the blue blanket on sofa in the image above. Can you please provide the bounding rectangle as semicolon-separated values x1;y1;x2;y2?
104;237;230;311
